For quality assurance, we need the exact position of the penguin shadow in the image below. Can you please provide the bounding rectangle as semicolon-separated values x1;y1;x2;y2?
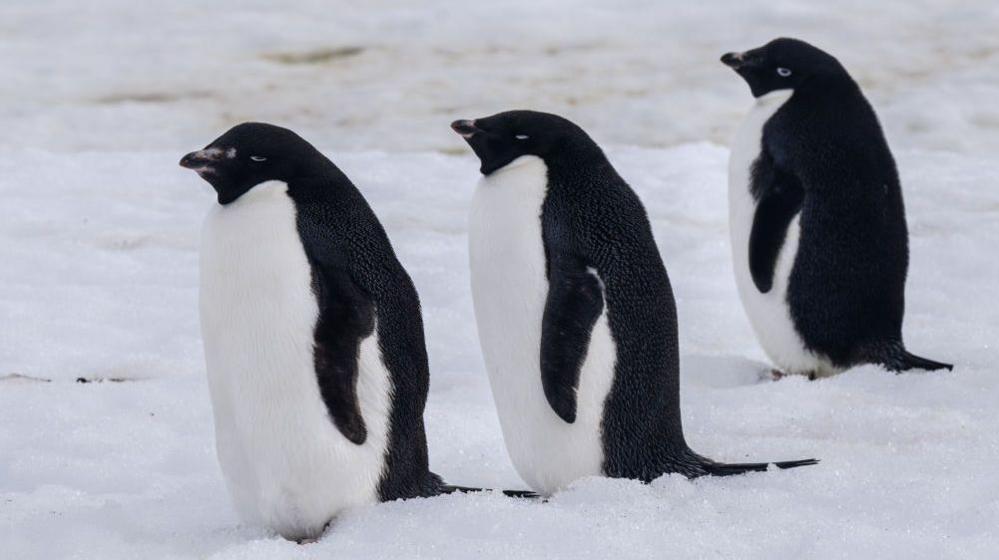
0;372;52;384
0;373;147;385
680;355;783;388
74;376;143;384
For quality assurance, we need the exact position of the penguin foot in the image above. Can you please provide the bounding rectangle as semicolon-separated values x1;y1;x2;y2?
295;535;321;545
770;369;818;380
770;369;822;381
291;521;332;544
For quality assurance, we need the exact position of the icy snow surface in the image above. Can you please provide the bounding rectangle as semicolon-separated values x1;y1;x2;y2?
1;1;998;559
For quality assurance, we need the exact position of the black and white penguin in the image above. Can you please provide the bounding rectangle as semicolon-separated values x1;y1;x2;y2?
721;38;953;378
180;122;448;540
452;111;816;495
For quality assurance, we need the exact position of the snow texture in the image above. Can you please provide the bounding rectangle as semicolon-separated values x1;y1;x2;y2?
1;1;997;559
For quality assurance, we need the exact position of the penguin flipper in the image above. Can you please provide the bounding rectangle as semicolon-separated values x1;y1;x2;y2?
439;485;539;499
540;257;605;424
311;263;375;446
748;168;804;294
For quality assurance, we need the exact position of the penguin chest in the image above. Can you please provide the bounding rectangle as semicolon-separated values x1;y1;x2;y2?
728;93;834;376
468;156;615;495
199;181;389;539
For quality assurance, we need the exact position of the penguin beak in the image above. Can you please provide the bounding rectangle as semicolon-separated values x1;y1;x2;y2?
179;148;224;172
450;119;480;138
720;51;746;69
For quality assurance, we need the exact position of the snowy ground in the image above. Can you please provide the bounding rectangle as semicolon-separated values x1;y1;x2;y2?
2;2;998;559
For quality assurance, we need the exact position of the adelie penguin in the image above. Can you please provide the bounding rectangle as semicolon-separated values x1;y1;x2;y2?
451;110;817;495
721;38;953;378
180;123;527;540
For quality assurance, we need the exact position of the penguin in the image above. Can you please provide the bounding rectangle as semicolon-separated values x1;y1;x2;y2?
721;38;953;378
180;123;522;541
451;110;817;496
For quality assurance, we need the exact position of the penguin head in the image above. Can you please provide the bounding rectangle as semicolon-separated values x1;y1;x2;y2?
180;122;322;204
451;110;592;175
721;38;847;98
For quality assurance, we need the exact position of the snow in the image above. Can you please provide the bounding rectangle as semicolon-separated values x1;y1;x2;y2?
1;1;998;559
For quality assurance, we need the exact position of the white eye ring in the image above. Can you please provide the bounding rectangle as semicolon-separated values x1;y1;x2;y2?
777;67;792;77
250;155;267;162
515;134;529;140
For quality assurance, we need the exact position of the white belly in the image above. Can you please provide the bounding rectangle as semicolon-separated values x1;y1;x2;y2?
468;156;617;495
199;181;391;540
728;91;836;377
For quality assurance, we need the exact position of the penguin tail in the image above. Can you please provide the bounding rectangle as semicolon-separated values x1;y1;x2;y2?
874;343;953;373
699;457;819;477
439;484;539;499
889;350;953;373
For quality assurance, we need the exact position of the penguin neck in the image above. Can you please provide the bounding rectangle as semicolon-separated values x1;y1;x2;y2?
488;154;543;176
754;88;794;108
543;143;616;188
289;164;360;204
223;180;289;207
794;74;862;102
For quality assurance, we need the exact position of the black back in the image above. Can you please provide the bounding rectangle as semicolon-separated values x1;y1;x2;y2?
724;39;926;368
182;122;442;499
456;111;707;479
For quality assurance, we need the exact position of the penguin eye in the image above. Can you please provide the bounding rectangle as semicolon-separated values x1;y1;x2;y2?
515;134;529;140
776;67;792;77
249;155;268;162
